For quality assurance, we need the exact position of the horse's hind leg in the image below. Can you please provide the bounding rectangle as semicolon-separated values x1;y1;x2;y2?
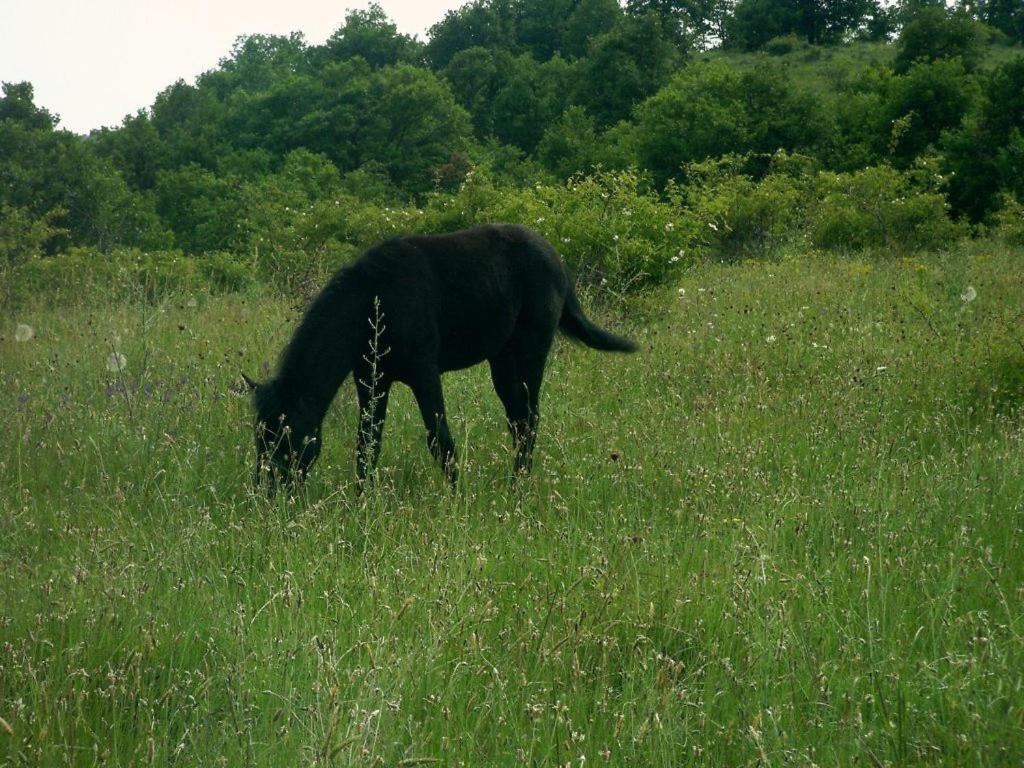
410;371;458;485
513;342;551;474
491;328;555;476
355;377;391;485
489;350;530;472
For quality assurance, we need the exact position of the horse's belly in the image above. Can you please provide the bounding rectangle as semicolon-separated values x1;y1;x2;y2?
437;309;516;372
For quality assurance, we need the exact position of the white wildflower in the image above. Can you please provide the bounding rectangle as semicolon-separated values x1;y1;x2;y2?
106;352;128;373
708;222;718;232
14;323;34;342
961;286;977;303
186;297;198;308
664;222;674;232
766;335;777;344
677;287;686;298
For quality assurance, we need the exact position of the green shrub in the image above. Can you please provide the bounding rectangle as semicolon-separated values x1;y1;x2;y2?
200;251;257;293
991;195;1024;246
3;247;257;307
683;153;816;261
421;168;695;288
0;204;66;268
812;165;965;253
764;34;807;56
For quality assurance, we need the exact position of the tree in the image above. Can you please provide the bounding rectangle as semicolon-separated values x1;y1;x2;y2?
726;0;879;49
0;82;56;130
626;0;720;48
154;164;243;252
314;4;423;69
514;0;579;60
426;0;518;69
944;57;1024;220
563;0;624;58
355;65;473;191
90;111;167;190
537;106;601;178
968;0;1024;42
0;83;170;251
884;58;979;164
632;61;827;184
574;12;682;126
150;80;229;169
894;6;987;73
443;47;516;137
212;33;309;94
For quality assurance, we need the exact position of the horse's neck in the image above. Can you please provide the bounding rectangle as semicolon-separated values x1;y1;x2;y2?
281;363;350;424
278;322;358;424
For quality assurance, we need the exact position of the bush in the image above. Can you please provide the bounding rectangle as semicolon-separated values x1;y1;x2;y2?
0;205;66;269
2;248;257;307
764;34;807;56
682;153;816;261
420;168;695;288
811;165;965;253
632;61;827;186
990;195;1024;246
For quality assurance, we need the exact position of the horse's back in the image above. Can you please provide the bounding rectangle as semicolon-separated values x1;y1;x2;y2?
348;225;565;374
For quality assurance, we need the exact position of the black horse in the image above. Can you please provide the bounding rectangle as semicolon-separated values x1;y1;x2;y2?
244;223;636;490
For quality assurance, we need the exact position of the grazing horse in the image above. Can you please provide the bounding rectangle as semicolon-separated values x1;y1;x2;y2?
244;223;636;490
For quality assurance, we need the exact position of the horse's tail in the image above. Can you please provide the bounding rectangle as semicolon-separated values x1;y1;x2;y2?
559;283;638;353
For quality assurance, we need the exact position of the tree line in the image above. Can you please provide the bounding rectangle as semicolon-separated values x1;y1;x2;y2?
1;0;1023;266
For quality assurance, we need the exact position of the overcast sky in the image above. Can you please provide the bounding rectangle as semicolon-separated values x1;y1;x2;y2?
0;0;467;134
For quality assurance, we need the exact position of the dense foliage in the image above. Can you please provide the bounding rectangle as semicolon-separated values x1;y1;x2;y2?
2;0;1023;294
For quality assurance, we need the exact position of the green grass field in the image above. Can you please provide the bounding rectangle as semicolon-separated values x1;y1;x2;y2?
3;245;1024;766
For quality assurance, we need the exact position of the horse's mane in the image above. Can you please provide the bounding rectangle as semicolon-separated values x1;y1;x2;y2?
273;262;367;398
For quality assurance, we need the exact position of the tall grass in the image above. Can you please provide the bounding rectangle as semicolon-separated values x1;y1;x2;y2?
2;245;1023;766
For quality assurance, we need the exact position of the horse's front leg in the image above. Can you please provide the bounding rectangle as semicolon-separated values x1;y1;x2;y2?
355;377;391;487
410;372;458;486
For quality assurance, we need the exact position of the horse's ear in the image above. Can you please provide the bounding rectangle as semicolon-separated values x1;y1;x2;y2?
241;372;260;392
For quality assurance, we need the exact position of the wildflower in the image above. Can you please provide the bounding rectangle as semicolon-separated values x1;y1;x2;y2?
609;450;622;462
186;297;198;308
106;352;128;373
708;222;718;232
677;287;685;298
14;323;34;342
961;286;977;303
766;335;777;344
664;222;674;232
612;234;619;241
669;256;679;264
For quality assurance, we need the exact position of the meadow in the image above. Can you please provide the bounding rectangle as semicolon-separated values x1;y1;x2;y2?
2;243;1024;766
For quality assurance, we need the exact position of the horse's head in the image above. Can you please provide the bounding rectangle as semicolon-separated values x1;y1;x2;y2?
243;374;321;493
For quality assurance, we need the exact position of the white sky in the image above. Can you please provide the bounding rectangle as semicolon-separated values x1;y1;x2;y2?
0;0;467;134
